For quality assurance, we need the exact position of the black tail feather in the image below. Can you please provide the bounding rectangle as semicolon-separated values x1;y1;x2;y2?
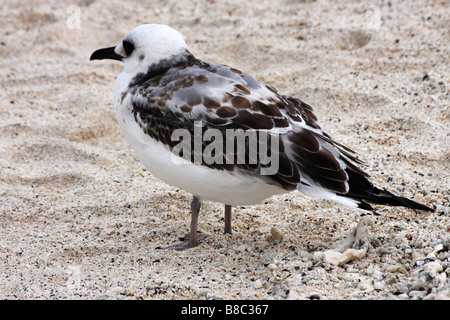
340;170;434;212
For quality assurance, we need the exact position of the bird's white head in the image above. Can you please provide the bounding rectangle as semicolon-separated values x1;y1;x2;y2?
90;24;189;74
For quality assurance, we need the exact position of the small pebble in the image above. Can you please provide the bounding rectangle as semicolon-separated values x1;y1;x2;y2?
357;281;373;292
107;286;124;296
373;281;385;291
413;193;425;203
268;263;278;271
433;244;443;254
409;290;427;300
412;249;424;261
266;227;284;242
423;261;443;274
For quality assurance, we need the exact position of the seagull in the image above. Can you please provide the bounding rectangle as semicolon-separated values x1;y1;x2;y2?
90;24;432;250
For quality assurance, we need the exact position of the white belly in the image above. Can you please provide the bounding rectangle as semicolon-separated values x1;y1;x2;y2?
113;74;287;205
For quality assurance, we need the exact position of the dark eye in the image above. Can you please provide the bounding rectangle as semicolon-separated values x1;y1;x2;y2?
122;40;135;56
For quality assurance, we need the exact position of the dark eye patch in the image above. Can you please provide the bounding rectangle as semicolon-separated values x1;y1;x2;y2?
122;40;135;56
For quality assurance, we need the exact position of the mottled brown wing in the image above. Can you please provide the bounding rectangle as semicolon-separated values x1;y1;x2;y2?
270;94;368;193
130;58;365;193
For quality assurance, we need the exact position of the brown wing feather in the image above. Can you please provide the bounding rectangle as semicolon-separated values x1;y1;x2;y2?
128;56;367;194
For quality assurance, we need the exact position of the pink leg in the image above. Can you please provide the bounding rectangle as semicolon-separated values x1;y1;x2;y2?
224;204;232;235
161;196;208;251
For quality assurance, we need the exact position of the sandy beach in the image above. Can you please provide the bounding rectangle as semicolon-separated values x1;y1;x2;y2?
0;0;448;299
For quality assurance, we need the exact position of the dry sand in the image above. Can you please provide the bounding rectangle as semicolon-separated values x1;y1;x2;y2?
0;0;449;299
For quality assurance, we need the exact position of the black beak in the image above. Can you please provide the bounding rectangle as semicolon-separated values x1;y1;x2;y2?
90;46;123;61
